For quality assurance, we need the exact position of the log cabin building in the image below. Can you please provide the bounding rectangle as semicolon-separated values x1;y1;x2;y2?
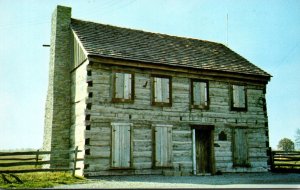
43;5;271;177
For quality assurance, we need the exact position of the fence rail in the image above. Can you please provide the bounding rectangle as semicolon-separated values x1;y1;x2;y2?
270;150;300;172
0;146;82;176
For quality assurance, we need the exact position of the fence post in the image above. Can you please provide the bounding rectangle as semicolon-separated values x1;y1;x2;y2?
35;149;40;168
72;146;78;177
270;151;275;171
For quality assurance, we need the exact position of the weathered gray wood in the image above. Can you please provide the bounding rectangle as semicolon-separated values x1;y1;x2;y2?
232;85;239;107
161;78;170;103
0;160;50;167
79;65;270;175
154;77;162;102
72;146;79;176
111;123;131;168
0;157;42;161
239;86;245;107
0;151;50;156
111;124;119;167
0;149;81;157
200;82;207;106
122;125;131;167
193;82;200;105
115;73;124;98
154;125;172;167
232;85;245;108
35;149;39;168
0;168;81;174
124;73;131;99
72;34;87;68
233;128;249;166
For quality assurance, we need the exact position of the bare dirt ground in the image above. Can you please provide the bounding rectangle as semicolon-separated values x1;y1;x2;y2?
54;172;300;189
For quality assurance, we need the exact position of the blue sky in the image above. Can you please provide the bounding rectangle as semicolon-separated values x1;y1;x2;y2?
0;0;299;150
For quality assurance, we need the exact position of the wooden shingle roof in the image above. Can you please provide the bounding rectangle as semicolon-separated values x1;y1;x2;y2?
71;18;271;78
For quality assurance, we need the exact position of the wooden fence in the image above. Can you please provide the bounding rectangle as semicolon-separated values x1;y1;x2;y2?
0;146;83;176
270;150;300;172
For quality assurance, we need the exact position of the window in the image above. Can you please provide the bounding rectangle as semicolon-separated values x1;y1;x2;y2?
111;123;132;168
153;124;173;167
152;76;171;106
113;72;134;102
191;80;209;109
232;128;249;167
231;84;247;111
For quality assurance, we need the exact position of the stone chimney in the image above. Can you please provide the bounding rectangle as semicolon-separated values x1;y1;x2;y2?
43;5;72;168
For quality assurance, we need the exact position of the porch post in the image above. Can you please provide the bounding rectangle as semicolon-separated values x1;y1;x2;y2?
192;129;196;175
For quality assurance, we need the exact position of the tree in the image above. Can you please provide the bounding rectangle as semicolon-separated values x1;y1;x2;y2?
295;129;300;150
277;138;295;151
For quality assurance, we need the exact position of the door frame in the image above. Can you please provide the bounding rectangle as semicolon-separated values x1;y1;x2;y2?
191;125;215;175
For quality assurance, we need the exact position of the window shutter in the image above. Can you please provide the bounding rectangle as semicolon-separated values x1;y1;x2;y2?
123;73;132;99
154;126;173;167
193;82;201;105
154;127;163;167
111;124;120;168
161;78;170;103
111;123;131;168
115;73;124;99
233;85;246;108
239;86;245;108
232;85;238;107
154;77;162;102
120;125;131;167
199;82;207;106
166;127;173;165
233;128;248;166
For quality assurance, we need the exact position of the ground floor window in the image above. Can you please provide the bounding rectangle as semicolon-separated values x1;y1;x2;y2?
111;123;132;168
153;124;173;167
232;128;249;167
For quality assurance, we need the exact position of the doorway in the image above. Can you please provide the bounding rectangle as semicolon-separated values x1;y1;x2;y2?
192;125;215;175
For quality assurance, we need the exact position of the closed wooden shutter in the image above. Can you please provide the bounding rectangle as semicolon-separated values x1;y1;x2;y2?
193;82;201;105
154;126;173;167
154;77;170;103
232;85;239;107
161;78;170;103
115;73;132;100
193;81;207;107
123;73;132;99
238;86;245;108
115;73;124;99
200;82;207;106
154;77;162;102
233;85;246;108
111;123;131;168
233;128;248;166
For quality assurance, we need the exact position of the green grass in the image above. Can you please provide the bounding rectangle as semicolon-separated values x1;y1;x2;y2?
0;172;85;189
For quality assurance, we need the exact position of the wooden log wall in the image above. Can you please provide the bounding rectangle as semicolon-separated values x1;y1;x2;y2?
72;62;269;176
70;60;89;176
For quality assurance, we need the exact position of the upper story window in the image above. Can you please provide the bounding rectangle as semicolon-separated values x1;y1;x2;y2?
152;75;172;106
191;80;209;109
231;84;247;111
112;72;134;103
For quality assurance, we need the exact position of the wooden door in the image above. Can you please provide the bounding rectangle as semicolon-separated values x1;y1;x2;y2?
196;129;213;174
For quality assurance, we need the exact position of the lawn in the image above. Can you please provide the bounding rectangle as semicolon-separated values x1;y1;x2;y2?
0;172;85;189
0;153;85;188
